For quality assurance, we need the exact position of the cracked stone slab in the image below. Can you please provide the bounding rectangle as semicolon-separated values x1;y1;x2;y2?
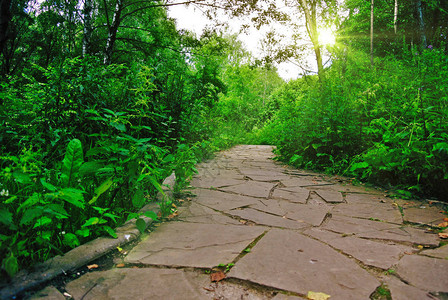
323;215;439;246
331;202;403;224
395;255;448;293
280;177;332;187
383;276;438;300
344;193;391;204
190;177;246;189
272;294;303;300
65;268;210;300
305;228;412;269
228;208;309;229
402;206;446;226
420;244;448;259
125;222;265;268
193;189;259;211
219;181;276;198
228;229;380;300
244;174;291;182
315;190;344;203
271;187;309;203
177;203;241;225
249;200;329;226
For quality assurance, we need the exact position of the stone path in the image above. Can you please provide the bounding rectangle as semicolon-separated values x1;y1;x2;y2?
32;145;448;299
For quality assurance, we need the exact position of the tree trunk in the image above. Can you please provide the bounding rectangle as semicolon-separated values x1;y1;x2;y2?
415;0;427;47
0;0;12;56
370;0;374;66
394;0;398;34
104;0;123;65
298;0;323;80
82;0;93;57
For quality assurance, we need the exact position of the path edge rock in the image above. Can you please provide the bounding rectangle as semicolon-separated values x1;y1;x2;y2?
0;173;176;300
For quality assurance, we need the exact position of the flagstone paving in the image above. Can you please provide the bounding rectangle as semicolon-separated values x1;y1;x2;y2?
31;145;447;299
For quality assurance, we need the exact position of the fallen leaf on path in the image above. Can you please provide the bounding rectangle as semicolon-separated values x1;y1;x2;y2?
307;291;331;300
417;245;424;250
438;233;448;239
444;218;448;222
87;264;99;270
210;271;226;282
437;222;448;228
116;263;125;268
63;292;72;297
203;287;215;292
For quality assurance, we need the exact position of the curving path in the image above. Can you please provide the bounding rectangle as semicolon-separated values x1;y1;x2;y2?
33;145;448;300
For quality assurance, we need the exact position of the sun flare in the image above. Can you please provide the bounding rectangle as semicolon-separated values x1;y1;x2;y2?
319;29;336;46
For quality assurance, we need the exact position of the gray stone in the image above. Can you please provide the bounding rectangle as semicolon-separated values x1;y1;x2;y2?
65;268;209;300
280;177;331;187
271;187;309;203
29;286;65;300
228;208;309;229
219;181;276;198
421;244;448;259
383;276;438;300
403;206;446;226
190;177;245;189
125;222;265;268
272;294;304;300
395;255;448;293
315;190;344;203
305;228;412;269
331;202;403;224
249;200;329;226
228;229;380;300
177;203;241;225
322;215;439;247
193;189;259;211
345;193;391;204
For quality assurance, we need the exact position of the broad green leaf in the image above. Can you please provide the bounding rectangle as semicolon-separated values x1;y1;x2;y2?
18;193;41;212
144;211;158;220
0;209;13;226
350;162;369;172
88;177;114;205
102;226;117;238
76;228;90;237
136;218;147;233
82;217;100;227
5;196;17;204
33;216;52;229
63;233;80;248
40;178;57;192
104;212;119;223
59;188;85;209
132;189;145;208
79;161;104;177
61;139;84;187
20;207;43;225
44;204;69;219
3;254;19;278
13;171;31;184
110;122;126;132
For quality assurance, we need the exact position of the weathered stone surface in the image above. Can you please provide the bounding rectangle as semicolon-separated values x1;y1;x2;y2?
219;181;276;198
280;177;331;187
65;268;209;300
315;190;344;203
383;276;438;300
228;229;380;300
190;177;245;189
331;202;403;224
421;244;448;259
177;203;241;225
193;189;259;211
271;187;309;203
228;208;309;229
403;206;446;226
29;286;65;300
249;200;329;226
345;193;391;204
323;215;439;246
305;228;412;269
272;294;304;300
125;222;265;268
358;226;439;247
395;255;448;293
